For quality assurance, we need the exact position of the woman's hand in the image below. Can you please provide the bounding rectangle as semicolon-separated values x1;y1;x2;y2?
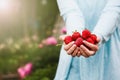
60;35;100;58
79;37;100;58
59;35;82;57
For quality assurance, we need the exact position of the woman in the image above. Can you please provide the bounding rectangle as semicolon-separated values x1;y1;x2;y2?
54;0;120;80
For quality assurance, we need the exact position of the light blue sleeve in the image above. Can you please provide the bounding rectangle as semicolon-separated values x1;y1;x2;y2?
93;0;120;44
57;0;85;35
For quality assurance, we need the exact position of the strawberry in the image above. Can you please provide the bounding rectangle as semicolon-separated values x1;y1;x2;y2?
64;36;73;44
75;37;83;47
86;37;94;44
90;34;97;43
82;29;91;39
72;31;81;41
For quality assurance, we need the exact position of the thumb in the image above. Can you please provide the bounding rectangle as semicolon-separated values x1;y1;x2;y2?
96;37;101;43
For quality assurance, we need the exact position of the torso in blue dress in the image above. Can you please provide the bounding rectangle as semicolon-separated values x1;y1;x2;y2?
77;0;107;30
67;0;120;80
55;0;120;80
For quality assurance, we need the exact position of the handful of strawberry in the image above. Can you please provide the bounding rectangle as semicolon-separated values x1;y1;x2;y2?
64;29;97;47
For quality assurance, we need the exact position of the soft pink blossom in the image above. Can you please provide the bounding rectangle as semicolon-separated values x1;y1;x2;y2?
46;36;57;45
61;27;67;34
17;63;33;79
17;67;26;79
24;63;33;75
38;43;44;48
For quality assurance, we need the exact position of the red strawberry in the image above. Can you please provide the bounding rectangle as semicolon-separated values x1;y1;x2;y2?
75;37;83;47
64;36;73;44
72;31;81;41
90;34;97;43
82;29;91;39
86;38;94;44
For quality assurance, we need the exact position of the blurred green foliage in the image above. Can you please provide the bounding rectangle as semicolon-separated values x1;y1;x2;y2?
0;38;61;80
36;0;59;38
0;0;60;80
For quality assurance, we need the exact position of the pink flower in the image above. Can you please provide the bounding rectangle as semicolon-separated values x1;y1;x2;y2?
24;63;33;75
18;67;26;79
61;27;67;34
17;63;33;79
38;43;44;48
46;36;57;45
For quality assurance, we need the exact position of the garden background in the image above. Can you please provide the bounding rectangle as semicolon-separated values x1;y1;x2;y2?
0;0;65;80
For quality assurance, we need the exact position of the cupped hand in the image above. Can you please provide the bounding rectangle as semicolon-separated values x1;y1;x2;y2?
59;35;82;57
79;37;100;58
60;35;100;57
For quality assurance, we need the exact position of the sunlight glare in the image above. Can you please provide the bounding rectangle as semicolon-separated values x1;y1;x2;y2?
0;0;11;12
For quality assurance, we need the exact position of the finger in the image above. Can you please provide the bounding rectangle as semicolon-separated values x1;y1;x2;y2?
72;47;79;57
67;44;77;55
64;41;74;51
80;47;89;58
80;45;96;56
77;50;81;57
83;40;99;51
96;37;101;43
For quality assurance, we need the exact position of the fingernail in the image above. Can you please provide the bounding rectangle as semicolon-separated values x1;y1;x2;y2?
83;40;86;42
73;44;76;47
91;53;95;56
80;45;83;47
71;41;74;44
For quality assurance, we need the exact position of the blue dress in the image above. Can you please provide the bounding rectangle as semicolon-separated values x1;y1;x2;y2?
54;0;120;80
